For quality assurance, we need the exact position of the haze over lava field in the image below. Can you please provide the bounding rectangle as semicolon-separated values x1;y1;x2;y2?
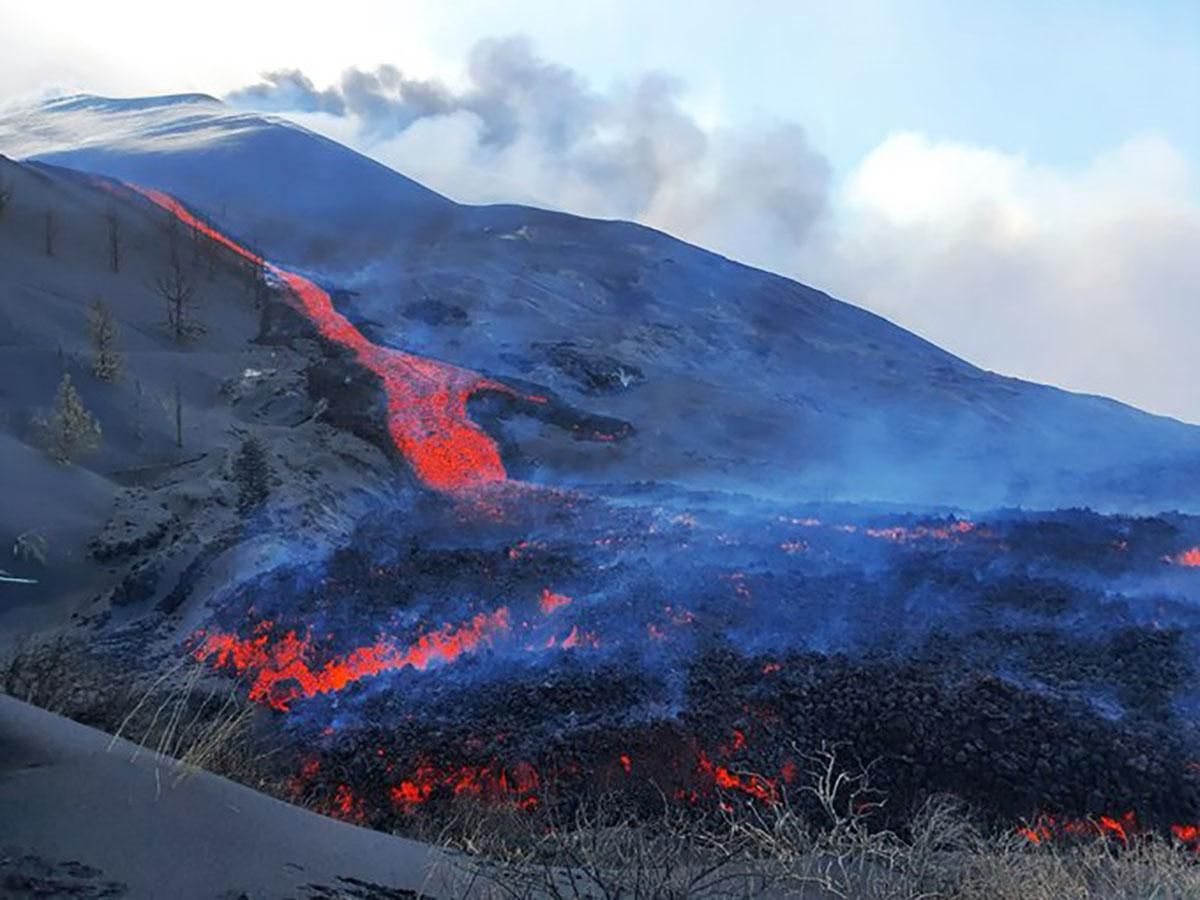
1;93;1199;858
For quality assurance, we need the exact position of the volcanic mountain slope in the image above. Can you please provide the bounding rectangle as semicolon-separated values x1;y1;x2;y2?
3;93;1198;512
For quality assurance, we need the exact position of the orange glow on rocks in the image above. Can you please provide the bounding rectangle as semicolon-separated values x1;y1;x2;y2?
1174;547;1200;567
193;609;510;710
388;760;540;811
1018;811;1199;850
1172;824;1200;849
864;520;975;543
127;184;518;494
695;750;778;803
539;588;572;614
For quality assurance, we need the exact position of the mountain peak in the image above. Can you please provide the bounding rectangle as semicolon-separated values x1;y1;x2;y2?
40;92;223;113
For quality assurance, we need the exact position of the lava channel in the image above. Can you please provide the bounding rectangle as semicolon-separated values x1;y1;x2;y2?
127;184;521;493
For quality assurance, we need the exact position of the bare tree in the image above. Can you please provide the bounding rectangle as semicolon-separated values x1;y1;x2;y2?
194;218;219;281
445;792;759;900
154;380;185;449
174;380;183;449
34;373;102;464
132;379;146;445
44;208;57;256
243;239;270;305
87;297;122;382
189;218;208;267
0;173;12;220
156;232;205;342
105;207;121;273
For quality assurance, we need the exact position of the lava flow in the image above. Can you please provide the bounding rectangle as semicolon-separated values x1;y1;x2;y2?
1018;811;1200;852
127;184;519;493
389;760;541;811
192;609;510;710
1174;547;1200;567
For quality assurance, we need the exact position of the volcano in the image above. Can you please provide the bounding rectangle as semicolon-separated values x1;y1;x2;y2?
1;93;1199;876
4;93;1199;511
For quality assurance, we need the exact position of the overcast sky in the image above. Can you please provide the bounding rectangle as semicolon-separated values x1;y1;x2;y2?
2;0;1198;423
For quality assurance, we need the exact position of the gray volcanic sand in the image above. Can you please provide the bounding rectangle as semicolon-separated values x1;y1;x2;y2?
0;694;458;899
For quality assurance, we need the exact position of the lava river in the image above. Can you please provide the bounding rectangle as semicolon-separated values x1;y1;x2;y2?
127;184;518;493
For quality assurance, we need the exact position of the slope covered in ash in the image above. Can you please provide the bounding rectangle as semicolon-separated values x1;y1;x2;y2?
0;152;401;642
4;94;1197;512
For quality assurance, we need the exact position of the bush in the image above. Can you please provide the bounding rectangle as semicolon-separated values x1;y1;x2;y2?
438;745;1200;899
87;297;122;382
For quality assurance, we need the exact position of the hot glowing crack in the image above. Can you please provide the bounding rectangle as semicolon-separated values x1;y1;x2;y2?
192;609;511;710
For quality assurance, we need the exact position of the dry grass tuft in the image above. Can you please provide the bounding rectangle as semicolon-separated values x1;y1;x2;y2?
1;636;279;792
436;743;1200;900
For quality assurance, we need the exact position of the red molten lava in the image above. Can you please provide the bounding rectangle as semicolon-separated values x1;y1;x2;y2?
695;750;779;803
1174;547;1200;567
127;184;518;493
539;588;572;614
1018;811;1199;850
1172;824;1200;850
193;609;510;710
388;760;540;811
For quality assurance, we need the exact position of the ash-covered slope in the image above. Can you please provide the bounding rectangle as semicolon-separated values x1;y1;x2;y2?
0;152;398;641
3;93;1198;511
0;694;448;899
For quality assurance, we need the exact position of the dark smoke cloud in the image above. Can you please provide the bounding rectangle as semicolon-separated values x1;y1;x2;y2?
226;39;1200;424
225;36;831;259
228;69;346;116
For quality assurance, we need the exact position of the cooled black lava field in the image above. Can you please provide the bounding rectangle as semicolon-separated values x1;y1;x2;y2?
184;484;1200;841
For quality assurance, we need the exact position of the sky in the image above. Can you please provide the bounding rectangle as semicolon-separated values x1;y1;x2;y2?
2;0;1198;422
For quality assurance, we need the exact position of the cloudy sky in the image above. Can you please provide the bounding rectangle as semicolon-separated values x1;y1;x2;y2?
2;0;1198;422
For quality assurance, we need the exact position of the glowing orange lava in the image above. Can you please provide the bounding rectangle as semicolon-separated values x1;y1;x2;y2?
1174;547;1200;567
1018;811;1199;851
127;184;520;493
539;588;572;614
388;760;540;811
695;750;779;803
193;609;510;710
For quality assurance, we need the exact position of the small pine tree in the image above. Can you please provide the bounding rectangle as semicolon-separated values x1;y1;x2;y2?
36;373;102;464
157;233;204;342
233;436;270;514
87;297;122;382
